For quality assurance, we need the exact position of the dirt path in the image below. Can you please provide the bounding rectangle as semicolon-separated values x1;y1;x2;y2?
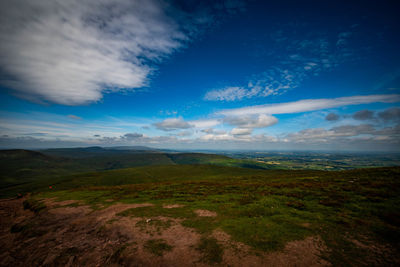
0;198;330;267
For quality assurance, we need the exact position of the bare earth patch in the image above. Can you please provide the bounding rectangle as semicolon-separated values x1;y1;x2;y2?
110;216;208;266
194;209;217;217
348;236;400;266
212;229;330;267
47;199;79;207
163;204;185;209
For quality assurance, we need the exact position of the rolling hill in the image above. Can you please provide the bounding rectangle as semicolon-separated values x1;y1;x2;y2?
0;148;255;196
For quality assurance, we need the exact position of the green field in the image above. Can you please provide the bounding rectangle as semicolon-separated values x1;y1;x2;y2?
220;151;400;170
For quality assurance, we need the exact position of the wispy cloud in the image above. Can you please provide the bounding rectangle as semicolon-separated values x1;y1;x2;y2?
218;94;400;116
67;115;82;120
205;28;357;101
204;86;254;101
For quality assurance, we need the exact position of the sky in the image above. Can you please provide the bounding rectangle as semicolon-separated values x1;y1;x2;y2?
0;0;399;151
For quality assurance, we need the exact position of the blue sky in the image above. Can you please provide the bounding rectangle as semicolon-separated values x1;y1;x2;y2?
0;0;399;151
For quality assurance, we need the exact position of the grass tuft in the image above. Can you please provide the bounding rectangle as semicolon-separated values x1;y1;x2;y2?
196;237;223;264
144;239;173;256
22;198;46;213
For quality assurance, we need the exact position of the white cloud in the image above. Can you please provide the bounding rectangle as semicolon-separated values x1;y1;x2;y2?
154;117;222;132
219;94;400;116
201;128;226;135
154;117;192;131
223;114;278;129
0;0;190;105
199;133;233;141
231;128;252;136
176;131;192;137
189;119;221;128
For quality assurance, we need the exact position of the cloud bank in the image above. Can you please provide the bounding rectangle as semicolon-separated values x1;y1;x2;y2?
1;94;399;151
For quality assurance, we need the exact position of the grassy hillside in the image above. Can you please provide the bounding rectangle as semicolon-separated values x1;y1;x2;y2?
0;149;265;196
2;148;398;198
39;165;325;191
21;165;400;265
0;150;88;189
